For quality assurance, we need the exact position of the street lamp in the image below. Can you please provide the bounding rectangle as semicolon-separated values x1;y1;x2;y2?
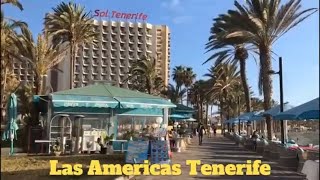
268;57;285;144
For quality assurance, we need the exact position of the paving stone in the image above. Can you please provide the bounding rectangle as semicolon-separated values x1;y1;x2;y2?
134;135;307;180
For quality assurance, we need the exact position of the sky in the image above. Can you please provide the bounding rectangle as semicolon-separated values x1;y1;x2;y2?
3;0;319;108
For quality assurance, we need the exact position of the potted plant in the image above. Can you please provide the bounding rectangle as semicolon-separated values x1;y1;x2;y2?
52;140;61;156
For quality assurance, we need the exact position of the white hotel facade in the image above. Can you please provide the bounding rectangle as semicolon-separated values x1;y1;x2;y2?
47;20;171;92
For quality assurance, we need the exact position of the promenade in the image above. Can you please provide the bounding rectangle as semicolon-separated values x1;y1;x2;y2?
135;135;307;180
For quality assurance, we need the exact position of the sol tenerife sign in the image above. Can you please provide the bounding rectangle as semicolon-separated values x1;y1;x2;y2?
93;9;148;21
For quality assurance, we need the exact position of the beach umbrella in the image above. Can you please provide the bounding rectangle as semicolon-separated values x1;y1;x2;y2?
184;117;197;122
262;102;295;117
1;93;19;156
274;97;319;120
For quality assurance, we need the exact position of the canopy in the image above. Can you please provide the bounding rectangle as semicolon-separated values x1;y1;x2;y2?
238;111;261;120
185;117;197;122
169;114;187;119
274;97;319;120
49;84;176;109
1;93;19;155
262;102;295;117
249;114;265;121
171;104;195;113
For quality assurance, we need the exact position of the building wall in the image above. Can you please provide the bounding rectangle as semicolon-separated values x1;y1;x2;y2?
47;20;170;92
12;60;35;87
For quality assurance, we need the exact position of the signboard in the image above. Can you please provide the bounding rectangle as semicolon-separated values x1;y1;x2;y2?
93;10;148;21
125;141;149;164
150;140;170;164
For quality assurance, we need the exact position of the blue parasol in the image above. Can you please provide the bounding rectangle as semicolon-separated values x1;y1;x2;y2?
1;93;19;156
274;97;319;120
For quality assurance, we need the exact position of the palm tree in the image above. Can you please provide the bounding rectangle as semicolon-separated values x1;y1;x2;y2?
184;67;196;106
205;24;253;113
13;28;66;94
44;2;97;89
1;0;23;10
214;0;317;140
127;55;163;95
189;80;208;123
0;10;26;121
162;84;187;104
204;62;241;121
172;66;186;92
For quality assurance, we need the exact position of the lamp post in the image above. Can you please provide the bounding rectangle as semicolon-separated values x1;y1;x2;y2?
268;57;285;144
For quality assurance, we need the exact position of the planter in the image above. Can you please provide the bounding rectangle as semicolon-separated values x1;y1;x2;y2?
54;151;61;156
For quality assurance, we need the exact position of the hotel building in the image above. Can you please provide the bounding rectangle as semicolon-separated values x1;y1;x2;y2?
48;20;171;91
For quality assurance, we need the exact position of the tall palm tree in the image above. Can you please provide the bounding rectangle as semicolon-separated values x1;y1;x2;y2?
13;28;66;94
1;0;23;10
127;55;163;95
205;24;253;113
44;2;97;89
0;10;26;121
184;67;196;106
204;62;241;121
189;80;208;123
172;66;186;92
162;84;187;104
214;0;317;140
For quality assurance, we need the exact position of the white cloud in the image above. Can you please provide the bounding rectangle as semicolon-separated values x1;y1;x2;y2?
161;0;183;12
172;16;192;24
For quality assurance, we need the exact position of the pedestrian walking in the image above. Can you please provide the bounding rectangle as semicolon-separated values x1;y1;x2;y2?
208;126;213;138
197;123;205;145
212;124;217;136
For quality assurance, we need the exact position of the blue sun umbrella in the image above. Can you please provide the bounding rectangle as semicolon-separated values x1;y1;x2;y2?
274;97;319;120
1;93;19;156
262;102;295;117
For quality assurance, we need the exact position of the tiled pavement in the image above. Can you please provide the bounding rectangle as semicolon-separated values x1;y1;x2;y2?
134;135;307;180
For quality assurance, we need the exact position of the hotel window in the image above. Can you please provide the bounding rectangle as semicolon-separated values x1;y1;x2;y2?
102;75;108;80
102;59;108;66
75;58;81;65
92;74;98;80
102;42;108;49
92;67;98;74
74;74;80;81
111;27;116;33
93;43;99;49
13;69;19;75
120;27;125;34
103;26;108;33
93;50;98;57
83;75;89;82
102;67;107;74
83;67;89;74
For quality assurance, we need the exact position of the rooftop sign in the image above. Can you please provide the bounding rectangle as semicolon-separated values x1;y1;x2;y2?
93;10;148;21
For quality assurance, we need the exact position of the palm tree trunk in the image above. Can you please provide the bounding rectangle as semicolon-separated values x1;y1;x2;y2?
35;75;43;95
69;44;76;89
239;59;251;112
186;87;189;106
200;101;203;123
1;65;8;122
260;45;273;140
205;103;209;125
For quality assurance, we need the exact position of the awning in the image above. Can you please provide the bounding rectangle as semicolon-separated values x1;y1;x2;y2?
49;84;176;109
262;102;295;117
274;97;319;120
115;97;176;109
51;94;119;108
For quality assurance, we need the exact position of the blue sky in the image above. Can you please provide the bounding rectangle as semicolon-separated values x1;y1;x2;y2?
3;0;319;107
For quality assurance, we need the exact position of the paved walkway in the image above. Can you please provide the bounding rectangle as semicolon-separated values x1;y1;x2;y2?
135;135;306;180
